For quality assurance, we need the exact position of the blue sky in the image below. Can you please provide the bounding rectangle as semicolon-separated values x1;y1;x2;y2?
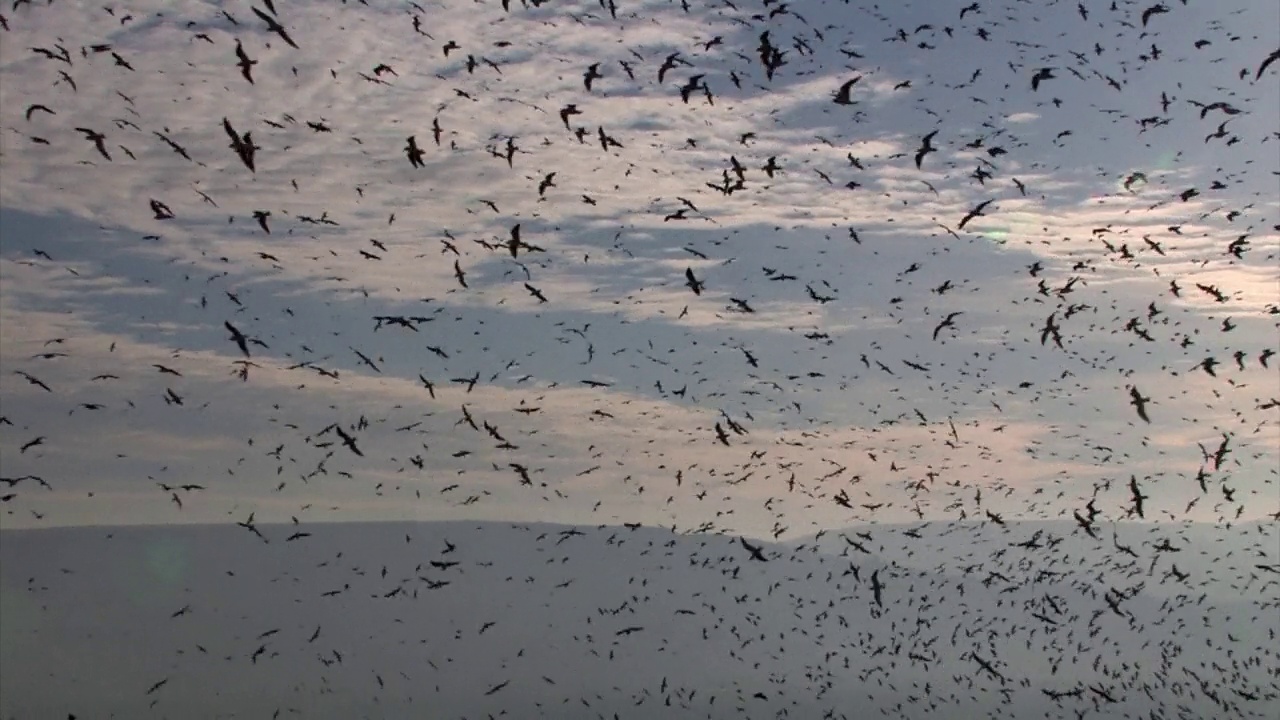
0;0;1276;534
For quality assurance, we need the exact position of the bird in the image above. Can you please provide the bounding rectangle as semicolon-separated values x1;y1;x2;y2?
225;321;250;357
149;199;174;220
1141;3;1168;27
333;426;363;457
957;199;994;230
1128;386;1152;423
252;6;298;48
222;118;256;172
537;172;556;197
656;52;687;83
75;128;111;160
1030;67;1055;91
351;348;381;373
1128;476;1148;519
914;131;938;169
15;371;52;392
1256;48;1280;80
739;537;768;562
24;103;54;121
1198;356;1219;377
678;74;705;103
405;136;425;168
583;62;602;91
684;268;704;295
234;40;257;83
558;104;581;129
933;312;962;341
833;76;861;105
714;422;731;445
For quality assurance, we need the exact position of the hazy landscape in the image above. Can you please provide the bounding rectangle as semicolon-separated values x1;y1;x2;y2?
1;0;1276;717
4;520;1277;719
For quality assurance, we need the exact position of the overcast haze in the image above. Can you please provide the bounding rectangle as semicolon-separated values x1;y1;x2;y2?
1;0;1277;717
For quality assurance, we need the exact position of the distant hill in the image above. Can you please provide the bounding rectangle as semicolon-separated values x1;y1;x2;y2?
784;518;1276;597
3;521;1276;719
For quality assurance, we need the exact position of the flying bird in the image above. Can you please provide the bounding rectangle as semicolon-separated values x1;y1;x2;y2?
75;128;111;160
223;118;256;172
739;537;768;562
1141;3;1168;27
1128;386;1152;423
405;136;425;168
24;104;54;121
1030;67;1055;91
234;40;257;83
933;312;962;341
583;62;602;91
685;268;704;295
225;321;250;357
253;6;298;48
957;199;994;230
833;76;861;105
1256;48;1280;80
914;131;938;169
1128;476;1148;519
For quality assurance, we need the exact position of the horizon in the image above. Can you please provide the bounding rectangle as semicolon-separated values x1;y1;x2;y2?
2;513;1267;534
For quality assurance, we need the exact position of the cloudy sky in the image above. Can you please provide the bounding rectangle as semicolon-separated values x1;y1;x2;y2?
0;0;1276;537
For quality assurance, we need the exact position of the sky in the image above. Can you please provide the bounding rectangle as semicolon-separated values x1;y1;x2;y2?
0;0;1278;717
0;0;1274;536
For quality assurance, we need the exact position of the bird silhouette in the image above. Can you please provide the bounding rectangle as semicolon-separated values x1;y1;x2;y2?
405;136;425;168
739;537;768;562
833;76;861;105
914;130;938;169
234;40;257;83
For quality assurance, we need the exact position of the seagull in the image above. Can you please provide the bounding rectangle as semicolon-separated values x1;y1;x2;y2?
234;40;257;83
225;321;250;357
685;268;704;295
914;131;938;169
405;136;425;168
1128;386;1152;423
1031;67;1055;91
252;6;298;49
833;76;862;105
75;128;111;160
933;312;962;341
739;537;768;562
957;199;994;230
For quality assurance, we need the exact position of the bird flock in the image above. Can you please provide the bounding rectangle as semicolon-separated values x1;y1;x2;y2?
0;0;1277;718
